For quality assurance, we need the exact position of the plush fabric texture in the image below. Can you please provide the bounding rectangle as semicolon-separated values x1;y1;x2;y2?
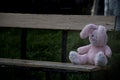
69;24;112;66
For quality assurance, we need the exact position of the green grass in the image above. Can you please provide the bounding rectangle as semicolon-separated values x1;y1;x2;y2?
0;28;120;80
0;28;21;58
27;29;62;61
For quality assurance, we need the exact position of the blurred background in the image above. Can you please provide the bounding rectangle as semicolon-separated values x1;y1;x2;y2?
0;0;104;15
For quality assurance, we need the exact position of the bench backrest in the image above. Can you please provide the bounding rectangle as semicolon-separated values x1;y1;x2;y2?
0;13;115;31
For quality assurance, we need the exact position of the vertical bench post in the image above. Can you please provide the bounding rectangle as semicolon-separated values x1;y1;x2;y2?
21;28;27;59
61;30;68;62
20;28;27;79
60;30;68;80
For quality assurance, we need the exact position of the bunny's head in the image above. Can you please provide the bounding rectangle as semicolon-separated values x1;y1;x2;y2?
80;24;108;46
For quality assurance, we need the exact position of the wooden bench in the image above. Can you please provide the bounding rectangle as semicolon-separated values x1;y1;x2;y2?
0;13;115;80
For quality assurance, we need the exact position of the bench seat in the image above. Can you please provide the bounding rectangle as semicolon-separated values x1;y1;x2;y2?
0;58;108;73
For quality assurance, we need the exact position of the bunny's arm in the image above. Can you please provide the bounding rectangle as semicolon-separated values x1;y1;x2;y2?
77;44;91;55
105;45;112;58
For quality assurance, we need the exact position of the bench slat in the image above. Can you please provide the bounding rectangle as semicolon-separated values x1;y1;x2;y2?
0;13;115;31
0;58;106;72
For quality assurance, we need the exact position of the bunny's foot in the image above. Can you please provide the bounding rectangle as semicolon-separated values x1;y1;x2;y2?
69;51;81;64
94;51;108;66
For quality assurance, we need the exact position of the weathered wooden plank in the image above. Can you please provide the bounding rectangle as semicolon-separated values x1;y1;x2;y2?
0;58;107;72
0;13;115;31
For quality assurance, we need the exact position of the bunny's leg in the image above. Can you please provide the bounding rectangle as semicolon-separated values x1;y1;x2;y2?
94;51;108;66
69;51;87;65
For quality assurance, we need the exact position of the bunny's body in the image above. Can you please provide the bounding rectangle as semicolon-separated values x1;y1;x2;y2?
69;24;112;66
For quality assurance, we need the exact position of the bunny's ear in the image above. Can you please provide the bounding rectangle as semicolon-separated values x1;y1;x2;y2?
97;25;108;46
80;24;98;39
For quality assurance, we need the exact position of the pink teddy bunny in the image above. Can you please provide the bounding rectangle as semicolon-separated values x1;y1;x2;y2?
69;24;112;66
